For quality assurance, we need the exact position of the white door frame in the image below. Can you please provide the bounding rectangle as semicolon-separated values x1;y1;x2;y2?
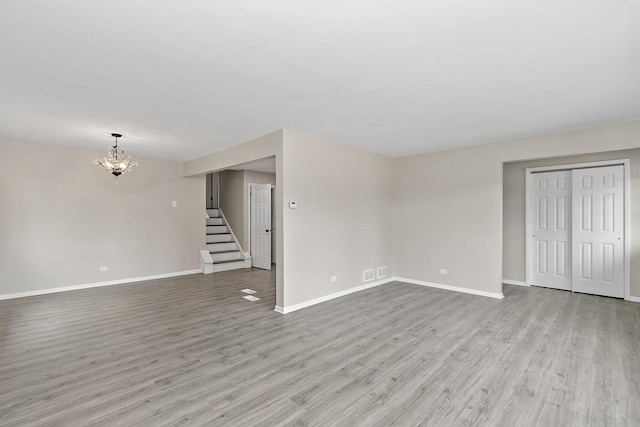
525;159;631;300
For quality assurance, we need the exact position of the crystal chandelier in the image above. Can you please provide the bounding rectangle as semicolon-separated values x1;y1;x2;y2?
94;133;138;180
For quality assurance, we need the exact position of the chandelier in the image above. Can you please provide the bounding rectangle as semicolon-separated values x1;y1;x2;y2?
94;133;138;180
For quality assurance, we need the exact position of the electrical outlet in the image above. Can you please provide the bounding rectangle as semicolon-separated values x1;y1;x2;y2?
172;201;177;207
440;269;448;275
99;266;108;272
330;276;337;282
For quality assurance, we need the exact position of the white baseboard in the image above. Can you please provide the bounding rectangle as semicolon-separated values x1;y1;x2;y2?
502;279;528;287
625;296;640;303
0;269;202;301
395;277;505;299
274;277;395;314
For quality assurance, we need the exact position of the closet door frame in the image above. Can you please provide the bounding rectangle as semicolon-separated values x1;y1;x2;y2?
525;158;631;300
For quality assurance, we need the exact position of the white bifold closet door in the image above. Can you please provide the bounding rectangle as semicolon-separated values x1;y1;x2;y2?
571;166;624;298
531;171;572;290
530;165;624;298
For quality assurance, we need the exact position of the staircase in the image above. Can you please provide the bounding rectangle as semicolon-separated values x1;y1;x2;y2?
206;208;251;272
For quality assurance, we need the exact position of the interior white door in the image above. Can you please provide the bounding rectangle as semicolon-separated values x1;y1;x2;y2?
530;171;572;290
571;166;624;297
250;184;272;270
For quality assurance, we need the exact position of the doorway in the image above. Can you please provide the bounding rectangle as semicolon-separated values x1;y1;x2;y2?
526;160;630;298
206;172;219;209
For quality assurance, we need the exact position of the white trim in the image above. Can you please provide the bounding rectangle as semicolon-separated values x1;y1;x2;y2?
200;250;213;264
526;159;629;173
247;183;253;256
625;296;640;303
525;169;532;286
525;159;631;299
273;277;395;314
396;277;505;299
0;269;201;301
502;279;528;286
273;276;505;314
624;160;631;300
200;250;214;274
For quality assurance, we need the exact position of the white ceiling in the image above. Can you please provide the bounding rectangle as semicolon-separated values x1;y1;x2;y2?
1;1;639;162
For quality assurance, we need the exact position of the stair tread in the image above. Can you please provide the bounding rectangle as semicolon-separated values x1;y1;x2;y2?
214;258;245;264
206;232;230;235
209;249;241;254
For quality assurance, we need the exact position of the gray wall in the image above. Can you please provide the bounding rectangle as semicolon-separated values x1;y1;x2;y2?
218;170;245;250
0;138;204;296
282;130;396;307
395;120;640;298
395;143;504;295
503;148;640;296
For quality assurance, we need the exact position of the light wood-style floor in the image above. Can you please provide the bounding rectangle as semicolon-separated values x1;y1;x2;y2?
1;270;639;426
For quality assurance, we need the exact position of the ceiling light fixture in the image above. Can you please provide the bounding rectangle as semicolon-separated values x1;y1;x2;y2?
94;133;138;181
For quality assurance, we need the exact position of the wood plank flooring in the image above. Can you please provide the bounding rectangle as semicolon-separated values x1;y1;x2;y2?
1;270;639;426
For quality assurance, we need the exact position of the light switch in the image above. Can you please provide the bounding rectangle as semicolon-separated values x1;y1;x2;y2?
289;201;298;209
172;201;177;208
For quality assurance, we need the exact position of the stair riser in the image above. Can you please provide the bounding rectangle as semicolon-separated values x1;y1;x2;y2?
212;260;250;272
207;242;237;251
206;225;228;234
206;218;224;226
207;234;232;243
206;209;220;218
211;252;244;262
